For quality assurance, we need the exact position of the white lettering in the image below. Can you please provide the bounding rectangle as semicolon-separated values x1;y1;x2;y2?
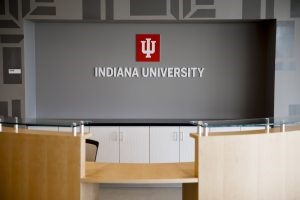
106;67;114;77
94;67;205;78
181;68;187;77
150;67;157;77
160;68;168;77
174;67;180;77
142;68;149;77
197;68;204;77
99;67;106;77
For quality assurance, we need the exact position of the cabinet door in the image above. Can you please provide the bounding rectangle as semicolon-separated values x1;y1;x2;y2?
119;126;149;163
240;126;265;131
59;126;90;134
58;126;72;133
90;126;119;163
28;126;59;131
179;126;197;163
209;126;241;132
150;126;180;163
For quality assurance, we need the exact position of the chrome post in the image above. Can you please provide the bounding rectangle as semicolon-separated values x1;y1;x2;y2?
203;123;209;137
265;118;270;134
80;121;85;136
14;117;19;133
197;121;203;136
280;121;285;133
72;123;77;136
0;118;2;132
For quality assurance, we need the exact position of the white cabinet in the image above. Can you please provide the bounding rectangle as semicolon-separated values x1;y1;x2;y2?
209;126;241;132
179;126;197;162
240;126;265;131
119;126;149;163
58;126;73;133
150;126;180;163
28;126;59;131
89;126;119;163
150;126;196;163
29;125;196;164
89;126;149;163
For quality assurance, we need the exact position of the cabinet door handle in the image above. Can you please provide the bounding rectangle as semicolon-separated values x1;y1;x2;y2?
173;132;178;141
180;132;183;141
120;132;124;142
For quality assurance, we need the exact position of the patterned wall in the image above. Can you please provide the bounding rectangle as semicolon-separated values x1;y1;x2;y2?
0;0;299;118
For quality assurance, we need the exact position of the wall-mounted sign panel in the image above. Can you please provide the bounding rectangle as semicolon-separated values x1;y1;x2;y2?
8;69;22;74
35;21;275;119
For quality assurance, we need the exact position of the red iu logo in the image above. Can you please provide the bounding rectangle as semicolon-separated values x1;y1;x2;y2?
136;34;160;62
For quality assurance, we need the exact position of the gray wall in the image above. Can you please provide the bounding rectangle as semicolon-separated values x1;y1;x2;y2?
24;21;36;118
35;21;275;119
1;0;300;119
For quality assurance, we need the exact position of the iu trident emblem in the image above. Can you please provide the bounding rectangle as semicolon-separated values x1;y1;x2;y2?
141;38;156;58
136;34;160;62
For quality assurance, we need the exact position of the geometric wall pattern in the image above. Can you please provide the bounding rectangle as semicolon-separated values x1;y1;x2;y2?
0;0;300;118
0;0;56;118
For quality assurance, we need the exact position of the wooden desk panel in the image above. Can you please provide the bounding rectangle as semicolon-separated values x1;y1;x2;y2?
0;131;82;200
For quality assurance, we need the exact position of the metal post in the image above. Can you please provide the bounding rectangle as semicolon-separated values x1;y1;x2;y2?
203;123;209;137
280;122;285;133
0;118;2;132
265;118;270;133
72;123;77;136
198;126;203;136
80;121;85;136
14;117;18;133
197;121;203;136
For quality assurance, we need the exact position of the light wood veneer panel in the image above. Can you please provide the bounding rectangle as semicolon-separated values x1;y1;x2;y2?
82;162;197;184
0;130;81;200
195;130;300;200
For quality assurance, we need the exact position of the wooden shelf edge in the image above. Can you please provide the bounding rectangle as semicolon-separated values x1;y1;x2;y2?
81;178;198;184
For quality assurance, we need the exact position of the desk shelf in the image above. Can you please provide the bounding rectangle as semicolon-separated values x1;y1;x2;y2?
82;162;198;184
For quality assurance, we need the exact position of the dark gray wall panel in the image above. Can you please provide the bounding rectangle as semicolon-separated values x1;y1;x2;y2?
106;0;114;20
35;22;275;119
22;0;31;17
83;0;101;20
190;9;216;18
196;0;214;5
0;0;4;15
30;6;56;15
291;0;300;18
130;0;167;16
12;99;21;118
3;47;22;84
0;35;24;43
266;0;274;18
0;101;8;118
0;20;19;28
171;0;179;19
183;0;191;18
243;0;261;19
9;0;18;20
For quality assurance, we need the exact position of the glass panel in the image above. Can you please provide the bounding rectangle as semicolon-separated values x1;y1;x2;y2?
190;118;268;128
0;116;88;127
190;115;300;128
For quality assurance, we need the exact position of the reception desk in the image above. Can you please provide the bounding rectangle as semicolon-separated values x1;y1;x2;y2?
1;118;300;200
